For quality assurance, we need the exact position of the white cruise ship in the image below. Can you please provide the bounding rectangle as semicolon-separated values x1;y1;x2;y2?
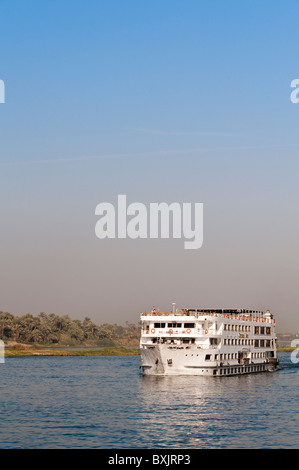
140;303;279;376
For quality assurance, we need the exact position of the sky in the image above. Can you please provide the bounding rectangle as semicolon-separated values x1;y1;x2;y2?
0;0;299;331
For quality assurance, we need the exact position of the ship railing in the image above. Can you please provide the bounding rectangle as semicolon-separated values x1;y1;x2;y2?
140;312;274;323
140;311;191;317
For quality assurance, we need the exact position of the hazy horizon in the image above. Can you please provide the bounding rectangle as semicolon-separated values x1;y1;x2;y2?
1;1;299;332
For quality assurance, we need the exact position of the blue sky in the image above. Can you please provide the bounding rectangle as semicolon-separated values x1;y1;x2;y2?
0;1;299;330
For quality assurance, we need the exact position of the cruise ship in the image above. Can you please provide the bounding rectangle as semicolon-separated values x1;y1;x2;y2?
140;303;279;376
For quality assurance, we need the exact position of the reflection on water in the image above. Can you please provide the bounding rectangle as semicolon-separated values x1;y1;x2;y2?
0;353;298;448
137;353;299;448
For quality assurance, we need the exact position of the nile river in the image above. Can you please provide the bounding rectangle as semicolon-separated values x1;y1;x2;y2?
0;352;298;448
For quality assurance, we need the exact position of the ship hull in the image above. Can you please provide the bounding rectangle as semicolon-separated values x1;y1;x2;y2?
140;344;278;376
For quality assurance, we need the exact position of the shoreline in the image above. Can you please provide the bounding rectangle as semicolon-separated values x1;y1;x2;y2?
4;346;140;357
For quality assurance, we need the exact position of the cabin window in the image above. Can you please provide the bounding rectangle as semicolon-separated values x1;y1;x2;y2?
255;326;259;334
205;354;211;360
266;327;271;335
260;327;265;335
167;322;181;328
255;340;259;347
184;323;195;329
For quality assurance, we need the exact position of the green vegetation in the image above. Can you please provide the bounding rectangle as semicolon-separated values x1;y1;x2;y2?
277;346;297;352
5;346;140;357
0;311;140;347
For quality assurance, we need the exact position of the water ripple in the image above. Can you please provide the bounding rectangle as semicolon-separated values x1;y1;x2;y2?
0;352;298;448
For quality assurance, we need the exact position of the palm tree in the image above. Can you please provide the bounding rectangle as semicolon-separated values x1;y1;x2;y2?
0;312;14;339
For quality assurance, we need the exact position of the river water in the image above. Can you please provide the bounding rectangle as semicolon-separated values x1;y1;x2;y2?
0;352;298;448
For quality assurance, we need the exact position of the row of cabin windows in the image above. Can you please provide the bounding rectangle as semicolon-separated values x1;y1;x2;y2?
153;322;195;329
255;339;272;347
217;365;267;375
205;351;270;361
223;338;272;347
255;326;271;335
153;338;195;344
223;325;272;334
224;324;250;332
152;323;271;334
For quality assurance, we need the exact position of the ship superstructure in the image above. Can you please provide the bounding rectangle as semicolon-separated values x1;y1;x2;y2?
140;303;279;376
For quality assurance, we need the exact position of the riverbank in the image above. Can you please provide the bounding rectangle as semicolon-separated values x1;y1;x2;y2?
5;346;140;357
277;346;297;352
